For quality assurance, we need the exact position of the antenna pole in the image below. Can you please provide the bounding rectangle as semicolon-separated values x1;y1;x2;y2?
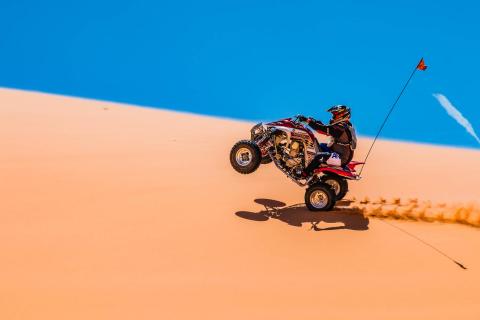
359;62;420;176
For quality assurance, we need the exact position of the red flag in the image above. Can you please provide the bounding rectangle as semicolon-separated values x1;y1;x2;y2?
417;58;427;71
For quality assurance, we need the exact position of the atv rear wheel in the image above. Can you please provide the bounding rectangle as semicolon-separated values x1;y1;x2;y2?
322;175;348;200
305;182;336;211
230;140;262;174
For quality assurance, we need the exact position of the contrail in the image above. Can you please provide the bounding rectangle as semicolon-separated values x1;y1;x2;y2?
433;93;480;144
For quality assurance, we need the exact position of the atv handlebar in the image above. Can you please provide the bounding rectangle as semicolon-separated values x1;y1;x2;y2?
293;115;309;126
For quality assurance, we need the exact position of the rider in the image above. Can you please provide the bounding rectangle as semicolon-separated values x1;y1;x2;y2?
297;105;357;178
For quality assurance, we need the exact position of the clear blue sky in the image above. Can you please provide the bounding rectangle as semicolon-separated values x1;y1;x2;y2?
1;0;479;148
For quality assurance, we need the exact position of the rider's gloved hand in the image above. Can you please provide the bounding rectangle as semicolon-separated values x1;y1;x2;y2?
297;115;308;122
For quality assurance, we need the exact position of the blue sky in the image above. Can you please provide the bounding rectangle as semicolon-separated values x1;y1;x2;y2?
1;0;479;148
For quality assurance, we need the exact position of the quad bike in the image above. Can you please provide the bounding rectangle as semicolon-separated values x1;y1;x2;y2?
229;116;363;211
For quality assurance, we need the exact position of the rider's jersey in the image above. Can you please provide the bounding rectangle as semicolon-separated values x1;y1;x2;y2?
308;120;356;166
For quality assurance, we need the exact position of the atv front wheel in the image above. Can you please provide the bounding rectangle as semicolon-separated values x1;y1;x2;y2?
305;182;336;211
230;140;262;174
322;175;348;200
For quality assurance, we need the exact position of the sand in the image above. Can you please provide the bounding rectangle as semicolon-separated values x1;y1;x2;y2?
1;88;479;319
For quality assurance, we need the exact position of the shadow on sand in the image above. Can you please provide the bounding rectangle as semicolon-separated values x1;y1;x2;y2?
235;198;369;231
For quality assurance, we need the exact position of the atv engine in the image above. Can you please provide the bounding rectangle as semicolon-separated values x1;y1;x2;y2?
274;133;305;175
283;141;302;167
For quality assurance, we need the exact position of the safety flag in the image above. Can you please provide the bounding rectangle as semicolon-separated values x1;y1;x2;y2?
417;58;428;71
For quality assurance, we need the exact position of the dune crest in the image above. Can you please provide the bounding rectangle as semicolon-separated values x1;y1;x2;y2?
2;88;480;320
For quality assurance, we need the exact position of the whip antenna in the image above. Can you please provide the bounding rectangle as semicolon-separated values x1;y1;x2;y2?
359;58;427;176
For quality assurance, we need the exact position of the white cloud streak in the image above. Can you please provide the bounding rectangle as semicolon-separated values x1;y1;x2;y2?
433;93;480;145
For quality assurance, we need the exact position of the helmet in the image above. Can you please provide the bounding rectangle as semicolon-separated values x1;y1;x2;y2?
327;105;351;124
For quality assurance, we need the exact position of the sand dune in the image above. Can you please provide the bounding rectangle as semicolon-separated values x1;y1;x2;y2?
1;88;480;319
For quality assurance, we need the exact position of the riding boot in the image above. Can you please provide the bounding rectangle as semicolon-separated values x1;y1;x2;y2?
302;152;331;177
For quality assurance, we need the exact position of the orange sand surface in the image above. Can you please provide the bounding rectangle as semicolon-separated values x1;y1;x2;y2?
1;88;480;319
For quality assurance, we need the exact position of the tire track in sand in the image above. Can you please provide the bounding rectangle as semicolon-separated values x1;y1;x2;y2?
338;197;480;228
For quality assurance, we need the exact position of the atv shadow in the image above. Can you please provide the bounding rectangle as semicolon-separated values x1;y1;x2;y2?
235;198;369;231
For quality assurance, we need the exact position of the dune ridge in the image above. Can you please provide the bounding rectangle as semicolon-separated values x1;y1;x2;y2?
2;88;480;320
